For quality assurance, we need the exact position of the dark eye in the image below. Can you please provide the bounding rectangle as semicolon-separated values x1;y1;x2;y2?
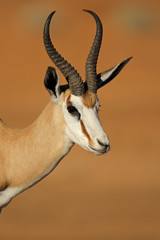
67;106;80;119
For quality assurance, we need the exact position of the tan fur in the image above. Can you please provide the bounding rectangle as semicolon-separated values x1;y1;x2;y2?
64;90;96;109
0;89;96;190
82;92;96;108
0;87;100;210
66;93;72;106
0;99;69;189
63;89;71;103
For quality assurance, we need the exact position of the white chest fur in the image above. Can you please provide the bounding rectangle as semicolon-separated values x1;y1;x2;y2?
0;187;23;208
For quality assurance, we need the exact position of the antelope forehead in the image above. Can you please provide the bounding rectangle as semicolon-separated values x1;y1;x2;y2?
69;94;83;109
69;93;97;108
82;92;97;108
64;92;99;113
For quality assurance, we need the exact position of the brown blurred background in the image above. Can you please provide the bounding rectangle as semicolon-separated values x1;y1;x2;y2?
0;0;160;239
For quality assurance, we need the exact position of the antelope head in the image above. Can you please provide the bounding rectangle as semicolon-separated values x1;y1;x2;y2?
43;10;132;155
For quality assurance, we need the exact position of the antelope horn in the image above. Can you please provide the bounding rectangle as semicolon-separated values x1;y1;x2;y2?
43;11;85;96
83;9;103;94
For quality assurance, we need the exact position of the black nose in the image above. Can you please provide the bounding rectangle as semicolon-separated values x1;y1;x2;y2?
97;139;110;152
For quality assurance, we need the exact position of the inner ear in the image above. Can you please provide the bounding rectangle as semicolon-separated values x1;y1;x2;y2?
44;66;60;97
97;57;132;89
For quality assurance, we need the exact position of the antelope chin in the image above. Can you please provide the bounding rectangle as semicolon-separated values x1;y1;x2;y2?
89;146;109;155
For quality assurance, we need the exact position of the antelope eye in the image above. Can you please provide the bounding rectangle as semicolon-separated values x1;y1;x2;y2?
67;106;78;114
67;106;80;119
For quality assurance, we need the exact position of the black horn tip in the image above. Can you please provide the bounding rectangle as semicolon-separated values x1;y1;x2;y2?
124;56;133;64
82;9;90;12
46;11;56;23
82;9;100;18
82;9;94;14
43;11;56;35
125;56;133;62
48;11;56;18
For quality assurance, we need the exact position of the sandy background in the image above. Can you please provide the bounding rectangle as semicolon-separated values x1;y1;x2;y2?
0;0;160;239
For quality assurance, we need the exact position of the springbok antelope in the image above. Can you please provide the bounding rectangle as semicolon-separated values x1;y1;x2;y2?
0;10;131;213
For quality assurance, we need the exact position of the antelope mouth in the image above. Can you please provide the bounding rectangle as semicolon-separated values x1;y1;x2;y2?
90;146;110;155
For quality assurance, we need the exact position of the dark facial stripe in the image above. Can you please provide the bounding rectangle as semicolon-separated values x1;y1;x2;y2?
80;120;92;146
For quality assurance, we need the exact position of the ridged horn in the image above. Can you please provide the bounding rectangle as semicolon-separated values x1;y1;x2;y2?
43;11;85;96
83;9;103;94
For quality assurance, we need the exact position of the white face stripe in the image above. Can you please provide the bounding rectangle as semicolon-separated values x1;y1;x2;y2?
63;92;109;154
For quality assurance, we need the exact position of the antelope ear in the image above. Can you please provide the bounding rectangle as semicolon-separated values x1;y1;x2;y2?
97;57;132;89
44;67;61;103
